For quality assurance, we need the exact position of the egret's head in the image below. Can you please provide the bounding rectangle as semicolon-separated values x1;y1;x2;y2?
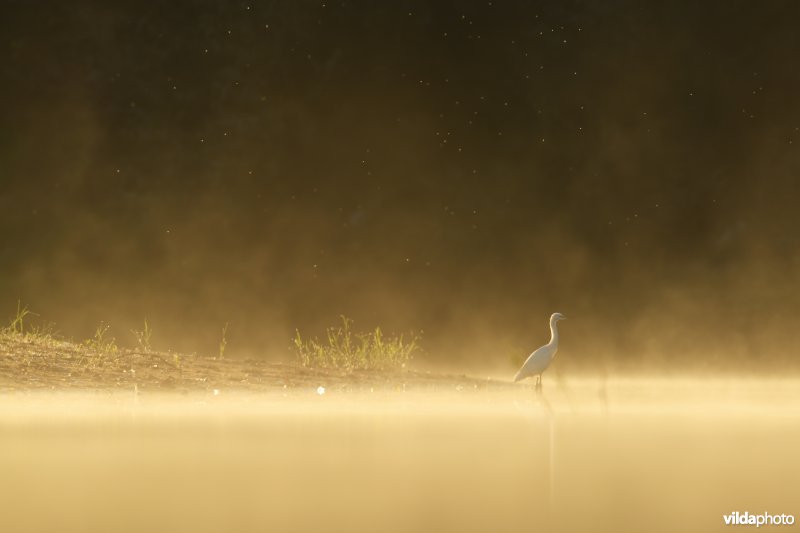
551;312;566;322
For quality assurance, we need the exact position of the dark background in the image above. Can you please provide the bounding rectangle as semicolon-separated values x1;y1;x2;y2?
2;1;799;372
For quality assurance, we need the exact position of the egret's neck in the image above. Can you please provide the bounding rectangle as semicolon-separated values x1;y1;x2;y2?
549;320;559;346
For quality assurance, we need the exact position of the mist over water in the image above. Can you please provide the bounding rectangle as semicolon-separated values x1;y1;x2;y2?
3;3;799;532
2;379;798;533
3;2;800;371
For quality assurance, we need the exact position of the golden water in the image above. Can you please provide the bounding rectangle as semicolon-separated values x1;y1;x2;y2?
1;378;798;532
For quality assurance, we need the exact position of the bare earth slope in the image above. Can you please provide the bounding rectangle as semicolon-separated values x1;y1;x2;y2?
0;334;510;392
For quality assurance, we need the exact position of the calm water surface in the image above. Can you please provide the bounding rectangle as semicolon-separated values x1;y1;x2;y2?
1;378;798;532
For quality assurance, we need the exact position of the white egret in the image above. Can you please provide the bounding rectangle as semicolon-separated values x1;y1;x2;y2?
514;312;566;391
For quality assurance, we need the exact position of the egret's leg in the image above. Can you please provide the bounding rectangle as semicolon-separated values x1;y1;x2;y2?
535;375;542;393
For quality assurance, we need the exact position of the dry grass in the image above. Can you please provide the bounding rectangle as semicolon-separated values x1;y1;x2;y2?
293;316;419;371
0;304;501;392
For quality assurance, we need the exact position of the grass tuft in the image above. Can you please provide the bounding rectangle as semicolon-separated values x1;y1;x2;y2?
84;322;118;356
294;316;419;371
3;300;36;336
131;319;153;352
219;322;229;359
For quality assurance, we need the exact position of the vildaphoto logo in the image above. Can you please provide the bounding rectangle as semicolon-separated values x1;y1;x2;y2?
723;512;795;527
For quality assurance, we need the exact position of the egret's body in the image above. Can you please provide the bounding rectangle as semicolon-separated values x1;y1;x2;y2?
514;313;566;390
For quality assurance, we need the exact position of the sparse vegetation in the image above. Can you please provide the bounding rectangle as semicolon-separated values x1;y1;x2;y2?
294;316;419;371
1;304;496;392
219;322;229;359
3;301;34;335
84;322;118;355
131;319;153;352
0;303;203;389
2;301;56;350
